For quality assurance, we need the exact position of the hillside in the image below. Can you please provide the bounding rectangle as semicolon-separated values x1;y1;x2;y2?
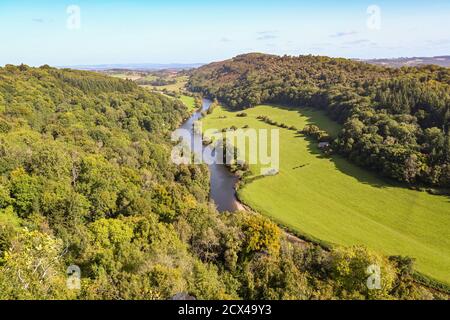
189;53;450;188
0;65;445;299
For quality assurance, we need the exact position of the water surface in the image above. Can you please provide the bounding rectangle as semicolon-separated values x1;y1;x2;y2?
177;99;239;212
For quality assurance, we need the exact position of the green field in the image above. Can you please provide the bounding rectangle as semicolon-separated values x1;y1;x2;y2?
110;73;144;81
142;75;189;92
202;104;450;285
111;72;189;92
179;95;197;113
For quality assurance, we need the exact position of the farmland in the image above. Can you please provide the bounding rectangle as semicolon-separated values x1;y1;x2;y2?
179;95;197;112
201;104;450;285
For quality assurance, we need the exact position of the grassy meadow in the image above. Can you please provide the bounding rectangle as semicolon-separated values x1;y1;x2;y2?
141;75;189;92
179;95;197;113
110;73;143;81
201;104;450;285
111;72;189;92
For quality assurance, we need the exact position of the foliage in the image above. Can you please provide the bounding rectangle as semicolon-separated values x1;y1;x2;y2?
0;228;73;300
189;53;450;187
0;65;444;300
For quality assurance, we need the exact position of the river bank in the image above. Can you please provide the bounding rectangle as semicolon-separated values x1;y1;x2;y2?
176;98;242;212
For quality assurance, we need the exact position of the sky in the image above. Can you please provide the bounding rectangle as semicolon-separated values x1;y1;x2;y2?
0;0;449;66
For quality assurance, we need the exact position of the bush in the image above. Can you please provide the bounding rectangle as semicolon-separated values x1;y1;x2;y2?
0;119;12;133
0;185;13;209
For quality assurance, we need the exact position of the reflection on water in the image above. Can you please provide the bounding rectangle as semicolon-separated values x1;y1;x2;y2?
177;99;239;212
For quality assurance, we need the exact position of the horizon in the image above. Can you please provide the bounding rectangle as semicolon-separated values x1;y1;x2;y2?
3;52;450;70
0;0;449;67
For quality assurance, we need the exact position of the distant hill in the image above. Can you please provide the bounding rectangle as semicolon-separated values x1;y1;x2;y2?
61;56;450;71
361;56;450;68
63;62;204;71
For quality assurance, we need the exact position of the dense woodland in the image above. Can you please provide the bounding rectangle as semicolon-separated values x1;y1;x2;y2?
189;53;450;188
0;65;445;300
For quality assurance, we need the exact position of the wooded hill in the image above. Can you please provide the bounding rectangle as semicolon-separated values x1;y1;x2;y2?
189;53;450;188
0;65;445;299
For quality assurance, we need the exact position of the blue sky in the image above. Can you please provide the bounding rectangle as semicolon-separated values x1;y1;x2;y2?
0;0;449;66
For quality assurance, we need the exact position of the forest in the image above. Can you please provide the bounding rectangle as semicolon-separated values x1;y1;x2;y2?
189;53;450;189
0;64;446;299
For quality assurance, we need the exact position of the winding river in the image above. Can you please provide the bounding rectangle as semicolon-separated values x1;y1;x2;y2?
177;99;240;212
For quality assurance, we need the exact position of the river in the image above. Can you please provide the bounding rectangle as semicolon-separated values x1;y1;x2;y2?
177;99;240;212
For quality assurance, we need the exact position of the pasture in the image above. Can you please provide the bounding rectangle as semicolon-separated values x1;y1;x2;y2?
202;104;450;285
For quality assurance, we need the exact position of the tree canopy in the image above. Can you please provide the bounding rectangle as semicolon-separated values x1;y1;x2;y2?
0;65;445;300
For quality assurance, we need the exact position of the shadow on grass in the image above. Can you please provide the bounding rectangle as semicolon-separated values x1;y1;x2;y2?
220;103;450;198
296;132;400;190
299;132;450;200
263;104;342;137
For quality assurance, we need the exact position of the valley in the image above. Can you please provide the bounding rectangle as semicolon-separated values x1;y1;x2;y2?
201;104;450;285
2;0;449;303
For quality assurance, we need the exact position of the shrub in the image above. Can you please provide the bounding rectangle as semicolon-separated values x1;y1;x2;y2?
0;119;12;133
